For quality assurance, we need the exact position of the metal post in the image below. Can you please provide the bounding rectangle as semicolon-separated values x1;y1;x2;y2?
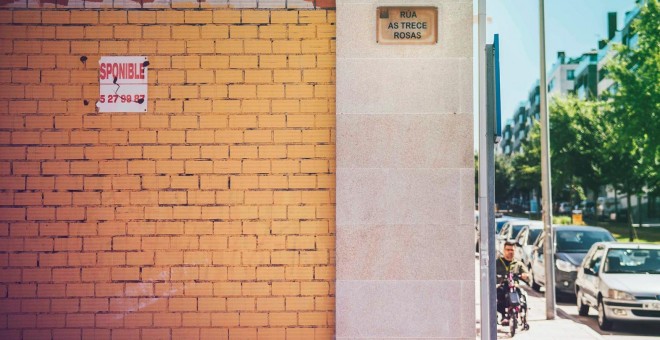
482;43;497;338
538;0;556;319
478;0;495;337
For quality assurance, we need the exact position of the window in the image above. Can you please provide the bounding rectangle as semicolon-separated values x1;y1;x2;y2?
548;79;554;92
604;249;660;274
587;247;605;274
567;70;575;80
515;229;527;244
528;229;542;245
556;230;615;253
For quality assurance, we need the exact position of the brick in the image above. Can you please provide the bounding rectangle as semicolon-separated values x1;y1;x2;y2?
241;10;269;24
172;55;200;69
214;10;241;23
271;11;298;24
260;25;287;39
71;11;98;24
184;11;212;24
300;11;328;23
201;25;229;39
156;11;183;24
114;25;141;39
172;25;199;40
100;11;127;24
288;54;316;68
229;56;258;69
169;297;196;312
259;55;287;68
42;11;70;24
128;11;156;24
13;11;41;24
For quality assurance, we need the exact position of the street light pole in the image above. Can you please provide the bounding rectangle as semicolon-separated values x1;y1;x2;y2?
477;0;496;339
538;0;556;320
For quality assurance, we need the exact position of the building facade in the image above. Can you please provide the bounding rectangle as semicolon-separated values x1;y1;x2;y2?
0;0;475;338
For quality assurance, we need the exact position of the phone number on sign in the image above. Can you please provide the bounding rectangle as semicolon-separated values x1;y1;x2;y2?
100;94;145;103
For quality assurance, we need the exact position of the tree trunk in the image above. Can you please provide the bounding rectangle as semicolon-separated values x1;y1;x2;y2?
614;188;619;219
638;192;643;229
627;192;634;242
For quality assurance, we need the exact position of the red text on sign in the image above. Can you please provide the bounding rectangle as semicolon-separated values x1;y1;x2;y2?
99;63;145;80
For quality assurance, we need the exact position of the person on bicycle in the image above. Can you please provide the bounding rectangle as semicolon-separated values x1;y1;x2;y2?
496;241;529;325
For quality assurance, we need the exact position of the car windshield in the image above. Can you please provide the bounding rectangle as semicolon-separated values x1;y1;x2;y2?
511;225;525;239
528;229;542;245
496;220;508;234
555;230;614;253
604;249;660;274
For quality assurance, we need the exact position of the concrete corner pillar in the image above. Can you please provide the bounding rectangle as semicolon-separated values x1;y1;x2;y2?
335;0;475;338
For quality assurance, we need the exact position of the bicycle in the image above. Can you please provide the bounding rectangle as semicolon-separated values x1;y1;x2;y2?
497;272;529;337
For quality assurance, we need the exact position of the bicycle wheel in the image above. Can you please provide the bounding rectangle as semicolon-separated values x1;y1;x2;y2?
510;312;517;337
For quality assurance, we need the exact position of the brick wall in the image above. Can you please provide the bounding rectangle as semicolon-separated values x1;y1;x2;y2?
0;3;336;339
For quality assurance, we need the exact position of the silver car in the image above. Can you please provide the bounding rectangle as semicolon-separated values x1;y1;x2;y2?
496;219;538;255
575;242;660;330
513;221;544;268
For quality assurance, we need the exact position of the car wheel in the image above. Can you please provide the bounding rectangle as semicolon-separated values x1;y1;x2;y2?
576;289;589;316
597;299;613;331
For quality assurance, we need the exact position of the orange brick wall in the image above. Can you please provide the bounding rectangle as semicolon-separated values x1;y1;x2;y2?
0;7;336;339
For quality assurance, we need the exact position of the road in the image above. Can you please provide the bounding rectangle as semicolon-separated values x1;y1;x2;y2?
475;257;660;339
546;291;660;339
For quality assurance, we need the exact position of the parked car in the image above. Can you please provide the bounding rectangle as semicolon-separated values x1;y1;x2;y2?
513;221;545;268
495;216;524;234
475;215;525;252
575;243;660;330
529;225;616;295
496;219;539;255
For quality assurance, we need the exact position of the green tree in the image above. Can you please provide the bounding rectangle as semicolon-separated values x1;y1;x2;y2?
603;0;660;239
495;154;514;205
510;124;541;202
548;96;609;203
509;96;610;209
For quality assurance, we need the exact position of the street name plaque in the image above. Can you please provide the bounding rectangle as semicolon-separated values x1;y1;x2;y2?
377;7;438;45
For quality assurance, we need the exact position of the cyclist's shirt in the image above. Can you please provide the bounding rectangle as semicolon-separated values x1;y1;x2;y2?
496;257;529;284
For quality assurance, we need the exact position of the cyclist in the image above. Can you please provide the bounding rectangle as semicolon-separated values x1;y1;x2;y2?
496;241;529;325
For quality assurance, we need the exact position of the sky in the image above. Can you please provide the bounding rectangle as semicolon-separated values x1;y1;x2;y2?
473;0;639;147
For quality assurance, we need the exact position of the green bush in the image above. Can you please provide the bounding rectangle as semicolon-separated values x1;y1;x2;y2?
553;215;573;225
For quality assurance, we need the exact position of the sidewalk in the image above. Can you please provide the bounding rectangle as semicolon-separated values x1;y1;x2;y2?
504;317;605;340
476;292;605;340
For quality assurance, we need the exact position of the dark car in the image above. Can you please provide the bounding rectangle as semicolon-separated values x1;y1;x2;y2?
529;225;616;296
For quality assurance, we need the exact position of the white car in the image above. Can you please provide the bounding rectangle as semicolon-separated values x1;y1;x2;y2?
513;221;545;268
495;219;535;255
575;242;660;330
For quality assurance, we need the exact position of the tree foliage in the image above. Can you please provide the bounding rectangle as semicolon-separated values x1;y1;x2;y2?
604;0;660;191
509;96;606;204
495;154;514;204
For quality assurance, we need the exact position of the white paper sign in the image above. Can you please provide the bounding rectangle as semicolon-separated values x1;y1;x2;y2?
97;56;148;112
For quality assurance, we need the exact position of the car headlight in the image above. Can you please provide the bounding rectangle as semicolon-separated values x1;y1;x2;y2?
555;259;578;272
607;289;635;301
